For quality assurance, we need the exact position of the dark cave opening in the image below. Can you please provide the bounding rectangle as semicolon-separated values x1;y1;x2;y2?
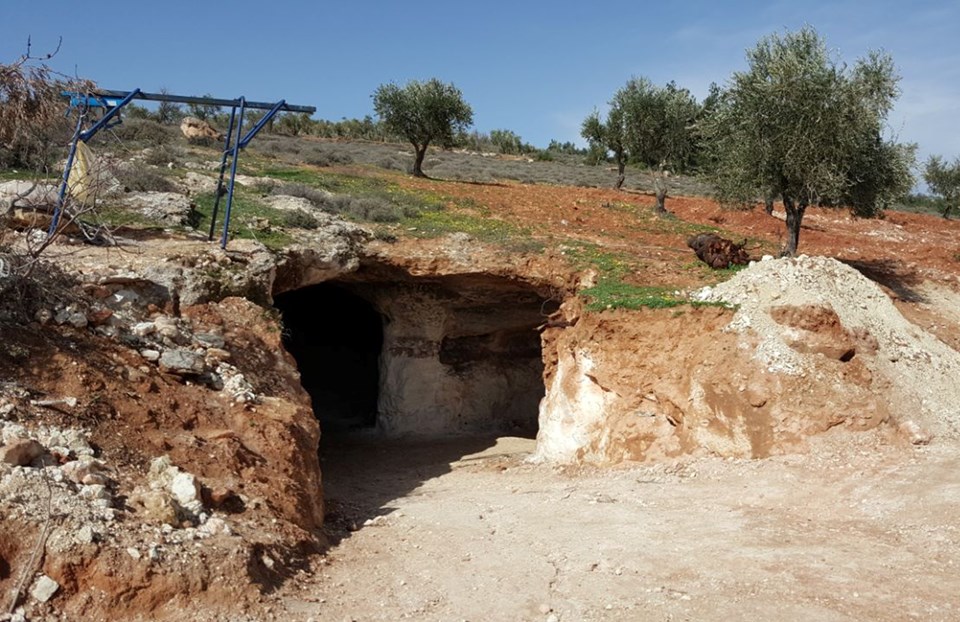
274;283;383;433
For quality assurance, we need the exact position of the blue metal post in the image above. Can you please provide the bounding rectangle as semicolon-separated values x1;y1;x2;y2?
238;100;286;148
220;98;247;248
48;113;86;237
208;106;238;241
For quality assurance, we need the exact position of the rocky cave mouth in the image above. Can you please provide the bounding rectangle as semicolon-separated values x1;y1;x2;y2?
274;274;554;440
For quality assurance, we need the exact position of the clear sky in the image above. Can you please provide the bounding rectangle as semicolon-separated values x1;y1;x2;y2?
3;0;958;167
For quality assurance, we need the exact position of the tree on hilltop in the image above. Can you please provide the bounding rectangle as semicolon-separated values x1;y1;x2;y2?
702;26;914;256
372;79;473;177
923;155;960;218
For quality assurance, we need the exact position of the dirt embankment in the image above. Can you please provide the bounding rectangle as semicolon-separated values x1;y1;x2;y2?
1;293;323;621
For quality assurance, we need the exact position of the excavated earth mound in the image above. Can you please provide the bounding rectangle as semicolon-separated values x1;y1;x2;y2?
534;255;955;464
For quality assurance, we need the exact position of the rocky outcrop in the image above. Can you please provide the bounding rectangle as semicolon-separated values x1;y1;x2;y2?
122;192;195;226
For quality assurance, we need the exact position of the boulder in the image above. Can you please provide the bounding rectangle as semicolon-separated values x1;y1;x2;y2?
180;116;220;141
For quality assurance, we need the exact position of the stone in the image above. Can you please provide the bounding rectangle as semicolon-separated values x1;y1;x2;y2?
170;471;202;510
122;192;194;226
0;438;45;466
79;484;111;502
126;547;142;560
899;419;932;445
81;472;111;486
30;575;59;603
199;516;232;537
180;171;218;196
34;308;53;324
131;489;179;526
132;321;156;337
159;348;206;375
86;308;114;326
194;332;225;348
153;316;180;340
61;457;108;483
140;349;161;362
76;525;96;544
0;180;58;207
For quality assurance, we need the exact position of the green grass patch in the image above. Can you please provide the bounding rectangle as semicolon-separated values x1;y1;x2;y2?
0;169;58;182
563;242;638;280
192;190;292;250
402;208;543;251
582;281;685;310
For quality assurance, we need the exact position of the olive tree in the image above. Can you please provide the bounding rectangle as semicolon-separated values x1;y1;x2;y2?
703;27;914;256
581;103;628;189
582;78;699;211
923;155;960;218
372;78;473;177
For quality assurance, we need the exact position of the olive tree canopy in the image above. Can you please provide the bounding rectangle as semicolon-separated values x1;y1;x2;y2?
582;77;699;210
703;27;914;256
923;155;960;218
373;78;473;177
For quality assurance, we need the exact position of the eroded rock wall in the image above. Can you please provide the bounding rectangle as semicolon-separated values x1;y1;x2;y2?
357;277;547;435
534;301;892;465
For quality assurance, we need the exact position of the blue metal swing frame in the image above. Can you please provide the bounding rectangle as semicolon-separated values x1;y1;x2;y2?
54;89;315;248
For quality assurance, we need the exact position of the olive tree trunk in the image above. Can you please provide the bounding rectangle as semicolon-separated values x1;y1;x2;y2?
764;193;775;216
781;195;808;257
412;143;429;178
653;167;669;214
615;155;626;190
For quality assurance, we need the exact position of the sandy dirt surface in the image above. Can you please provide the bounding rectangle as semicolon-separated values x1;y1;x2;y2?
278;432;960;621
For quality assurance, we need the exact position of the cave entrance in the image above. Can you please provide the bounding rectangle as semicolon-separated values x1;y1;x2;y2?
274;283;383;433
275;274;552;440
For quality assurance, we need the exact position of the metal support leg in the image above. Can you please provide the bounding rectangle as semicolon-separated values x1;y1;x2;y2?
220;98;247;248
208;106;238;241
48;113;85;237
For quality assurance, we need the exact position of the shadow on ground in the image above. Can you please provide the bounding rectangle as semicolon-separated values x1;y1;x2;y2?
318;431;517;548
843;258;928;303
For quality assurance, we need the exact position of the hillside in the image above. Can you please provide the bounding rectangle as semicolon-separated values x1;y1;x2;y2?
2;130;960;621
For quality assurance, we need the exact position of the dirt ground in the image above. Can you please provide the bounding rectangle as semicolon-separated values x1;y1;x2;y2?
277;431;959;621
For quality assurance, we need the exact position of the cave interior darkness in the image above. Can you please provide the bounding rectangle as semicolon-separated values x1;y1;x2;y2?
275;283;383;433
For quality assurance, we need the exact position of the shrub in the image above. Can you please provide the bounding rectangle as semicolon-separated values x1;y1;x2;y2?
270;183;330;206
376;156;408;172
281;209;321;230
307;193;406;222
143;144;182;167
186;135;220;148
113;165;177;192
302;147;353;167
110;119;171;146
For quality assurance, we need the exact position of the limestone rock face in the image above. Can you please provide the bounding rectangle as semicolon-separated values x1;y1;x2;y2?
362;275;547;436
0;180;58;208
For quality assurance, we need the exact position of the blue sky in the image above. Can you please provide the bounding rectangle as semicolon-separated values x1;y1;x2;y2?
3;0;958;168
